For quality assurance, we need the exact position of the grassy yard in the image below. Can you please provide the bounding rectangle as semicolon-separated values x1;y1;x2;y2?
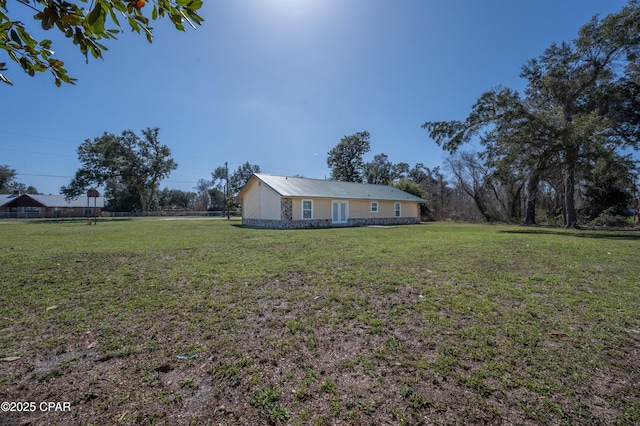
0;218;638;425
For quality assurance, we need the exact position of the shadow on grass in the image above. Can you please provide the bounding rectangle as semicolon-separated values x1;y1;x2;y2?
500;226;640;241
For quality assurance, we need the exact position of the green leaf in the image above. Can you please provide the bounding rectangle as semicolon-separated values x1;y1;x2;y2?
16;27;37;46
108;6;122;30
186;10;203;26
10;29;21;45
62;14;84;26
33;62;47;72
152;5;158;20
127;16;141;33
134;14;149;26
40;7;54;30
86;2;105;34
170;12;183;25
188;0;203;11
112;0;128;13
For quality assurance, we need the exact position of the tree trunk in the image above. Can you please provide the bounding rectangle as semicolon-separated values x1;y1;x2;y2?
524;173;539;225
136;184;151;216
509;183;524;222
472;192;493;222
563;164;578;228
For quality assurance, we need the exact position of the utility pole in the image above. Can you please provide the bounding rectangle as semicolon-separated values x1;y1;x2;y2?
225;161;230;220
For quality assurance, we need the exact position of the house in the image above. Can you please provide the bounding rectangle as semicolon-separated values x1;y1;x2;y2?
0;192;105;219
236;173;426;229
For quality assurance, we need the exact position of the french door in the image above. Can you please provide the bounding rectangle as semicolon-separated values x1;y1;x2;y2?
332;201;348;224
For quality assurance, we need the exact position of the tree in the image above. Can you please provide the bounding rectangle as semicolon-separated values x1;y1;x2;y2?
327;131;371;182
228;162;260;195
393;178;433;220
0;0;203;85
424;88;551;224
0;165;38;193
519;2;640;226
0;164;17;192
194;178;211;211
11;182;39;194
393;162;410;180
104;177;140;211
62;127;177;214
446;152;496;222
211;162;260;197
211;165;226;191
208;187;225;211
363;153;394;185
579;151;637;220
210;162;259;217
409;164;446;211
424;1;640;227
157;188;195;210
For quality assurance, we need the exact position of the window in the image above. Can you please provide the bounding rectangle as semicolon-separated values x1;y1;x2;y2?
394;203;401;217
371;202;378;213
302;200;313;219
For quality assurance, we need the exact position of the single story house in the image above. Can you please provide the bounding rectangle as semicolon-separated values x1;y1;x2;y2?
237;173;426;229
0;192;105;219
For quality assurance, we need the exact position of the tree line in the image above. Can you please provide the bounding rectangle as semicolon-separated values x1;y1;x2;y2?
4;1;639;224
3;118;636;224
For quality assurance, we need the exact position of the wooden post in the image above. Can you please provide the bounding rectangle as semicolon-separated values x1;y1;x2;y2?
87;188;100;225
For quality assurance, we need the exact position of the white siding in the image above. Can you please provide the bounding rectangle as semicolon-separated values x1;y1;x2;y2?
241;179;282;220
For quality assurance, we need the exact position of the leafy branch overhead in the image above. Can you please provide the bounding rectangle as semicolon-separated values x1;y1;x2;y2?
0;0;203;86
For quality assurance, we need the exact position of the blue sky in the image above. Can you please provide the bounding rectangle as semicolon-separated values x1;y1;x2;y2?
1;0;630;195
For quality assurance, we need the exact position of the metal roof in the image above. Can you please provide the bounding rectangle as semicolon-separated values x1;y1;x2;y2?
242;174;426;202
0;194;105;208
0;193;20;206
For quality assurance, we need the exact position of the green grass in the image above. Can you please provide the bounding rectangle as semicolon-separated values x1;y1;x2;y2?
1;218;639;425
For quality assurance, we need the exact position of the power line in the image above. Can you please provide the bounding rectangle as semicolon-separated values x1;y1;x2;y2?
0;130;82;145
0;147;75;158
16;173;73;179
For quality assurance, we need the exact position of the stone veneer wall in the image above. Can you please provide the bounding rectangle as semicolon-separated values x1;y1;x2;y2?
281;198;292;220
242;216;419;229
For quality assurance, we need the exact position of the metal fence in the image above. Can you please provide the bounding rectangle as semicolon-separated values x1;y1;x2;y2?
103;210;241;218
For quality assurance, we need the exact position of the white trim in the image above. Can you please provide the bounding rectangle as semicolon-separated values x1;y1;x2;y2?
370;201;379;213
302;199;313;219
394;202;401;217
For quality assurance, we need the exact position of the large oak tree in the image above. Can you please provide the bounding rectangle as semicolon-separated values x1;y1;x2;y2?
327;131;371;183
424;1;640;227
62;127;177;214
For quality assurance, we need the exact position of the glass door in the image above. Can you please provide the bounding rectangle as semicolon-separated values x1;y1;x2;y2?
332;201;348;224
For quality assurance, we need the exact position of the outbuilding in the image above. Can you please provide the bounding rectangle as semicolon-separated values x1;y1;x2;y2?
0;192;105;219
237;173;426;229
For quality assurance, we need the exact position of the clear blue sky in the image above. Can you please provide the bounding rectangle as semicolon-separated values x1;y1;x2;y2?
1;0;630;195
